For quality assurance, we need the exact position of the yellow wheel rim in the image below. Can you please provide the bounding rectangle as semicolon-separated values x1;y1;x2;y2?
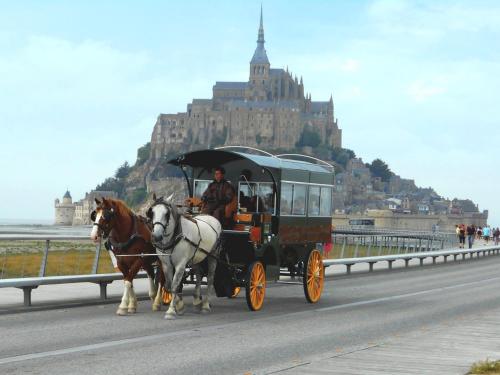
249;262;266;310
306;250;324;303
162;287;172;304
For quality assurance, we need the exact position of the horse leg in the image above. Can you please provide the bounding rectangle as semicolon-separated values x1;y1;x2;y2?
152;262;165;312
116;260;130;316
165;260;187;320
192;265;203;313
126;259;143;314
143;261;160;311
202;257;217;314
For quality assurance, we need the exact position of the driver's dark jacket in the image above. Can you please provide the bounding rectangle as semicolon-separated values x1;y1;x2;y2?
201;179;235;220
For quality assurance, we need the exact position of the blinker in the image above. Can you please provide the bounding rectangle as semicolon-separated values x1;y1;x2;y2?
90;210;96;221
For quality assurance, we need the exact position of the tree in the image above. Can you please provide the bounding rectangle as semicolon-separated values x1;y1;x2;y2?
136;142;151;166
331;147;356;168
95;177;125;198
115;161;131;179
368;159;393;182
296;127;321;148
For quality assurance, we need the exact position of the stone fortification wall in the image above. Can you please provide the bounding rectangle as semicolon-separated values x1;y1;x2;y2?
333;210;488;232
54;205;75;226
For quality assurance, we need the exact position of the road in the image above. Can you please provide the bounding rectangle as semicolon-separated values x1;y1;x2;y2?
1;256;500;374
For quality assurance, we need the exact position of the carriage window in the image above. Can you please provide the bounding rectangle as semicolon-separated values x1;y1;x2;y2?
319;187;332;216
280;183;293;215
308;186;321;216
194;180;211;198
239;182;258;212
258;183;275;214
292;184;307;216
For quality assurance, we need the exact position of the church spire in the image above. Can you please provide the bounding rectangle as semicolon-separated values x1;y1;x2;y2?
258;4;264;44
250;5;269;65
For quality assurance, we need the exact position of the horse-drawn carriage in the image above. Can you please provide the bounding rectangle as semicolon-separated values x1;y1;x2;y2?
157;146;334;312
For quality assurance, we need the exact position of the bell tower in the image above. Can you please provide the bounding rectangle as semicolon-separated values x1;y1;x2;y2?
249;6;270;99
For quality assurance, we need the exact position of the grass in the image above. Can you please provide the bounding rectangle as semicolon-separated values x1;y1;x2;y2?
468;359;500;374
324;243;423;259
0;240;115;278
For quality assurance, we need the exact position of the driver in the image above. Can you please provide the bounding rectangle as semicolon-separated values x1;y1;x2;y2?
201;166;235;226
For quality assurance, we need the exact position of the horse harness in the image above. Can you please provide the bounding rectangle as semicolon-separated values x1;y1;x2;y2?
151;201;221;267
92;208;148;254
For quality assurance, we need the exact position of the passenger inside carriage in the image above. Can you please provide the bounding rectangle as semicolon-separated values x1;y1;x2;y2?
237;170;273;214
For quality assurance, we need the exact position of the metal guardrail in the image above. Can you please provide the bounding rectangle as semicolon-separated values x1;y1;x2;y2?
0;273;142;306
324;245;500;274
0;233;496;307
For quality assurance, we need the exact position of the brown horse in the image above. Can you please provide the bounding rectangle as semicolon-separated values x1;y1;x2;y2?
90;197;165;315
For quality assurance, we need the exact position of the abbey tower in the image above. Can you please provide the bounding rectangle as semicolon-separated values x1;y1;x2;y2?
150;7;342;160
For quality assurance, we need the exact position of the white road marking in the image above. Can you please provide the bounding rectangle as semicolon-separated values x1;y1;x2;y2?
1;275;500;365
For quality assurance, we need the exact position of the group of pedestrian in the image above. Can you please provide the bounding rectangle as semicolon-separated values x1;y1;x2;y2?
456;224;500;248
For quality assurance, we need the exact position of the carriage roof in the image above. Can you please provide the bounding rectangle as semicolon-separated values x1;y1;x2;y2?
167;149;334;175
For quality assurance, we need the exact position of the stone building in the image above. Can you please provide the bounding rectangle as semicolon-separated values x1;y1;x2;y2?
54;191;76;226
73;190;117;225
54;190;117;226
150;8;342;160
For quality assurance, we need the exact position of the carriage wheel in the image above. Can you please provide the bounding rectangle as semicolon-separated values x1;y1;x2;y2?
229;287;241;298
245;261;266;311
161;287;172;305
303;249;325;303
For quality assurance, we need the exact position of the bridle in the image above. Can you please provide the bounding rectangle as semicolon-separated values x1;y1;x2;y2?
147;198;180;251
91;207;115;238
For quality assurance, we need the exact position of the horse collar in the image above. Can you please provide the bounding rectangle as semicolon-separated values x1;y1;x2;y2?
108;214;143;251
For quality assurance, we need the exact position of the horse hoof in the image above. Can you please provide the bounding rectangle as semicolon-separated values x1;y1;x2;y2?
116;308;128;316
128;308;136;314
164;313;176;320
201;307;211;314
152;304;161;312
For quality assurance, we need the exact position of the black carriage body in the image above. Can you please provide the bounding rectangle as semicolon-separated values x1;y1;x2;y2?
168;148;334;285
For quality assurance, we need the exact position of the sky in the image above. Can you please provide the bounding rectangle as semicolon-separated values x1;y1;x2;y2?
0;0;498;226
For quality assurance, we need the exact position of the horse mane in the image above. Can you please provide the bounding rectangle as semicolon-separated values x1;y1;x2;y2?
107;198;134;219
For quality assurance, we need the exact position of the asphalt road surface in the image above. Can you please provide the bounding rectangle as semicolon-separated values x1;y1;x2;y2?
2;256;500;375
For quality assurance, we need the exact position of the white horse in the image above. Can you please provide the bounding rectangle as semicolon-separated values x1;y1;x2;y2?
147;194;222;320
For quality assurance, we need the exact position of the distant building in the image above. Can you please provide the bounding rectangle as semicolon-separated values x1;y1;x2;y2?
54;190;117;226
54;191;76;226
73;191;117;225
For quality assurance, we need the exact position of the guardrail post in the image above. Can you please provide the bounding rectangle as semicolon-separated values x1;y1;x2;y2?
443;255;448;263
99;281;109;299
420;258;424;266
92;240;102;274
22;287;32;306
387;260;394;270
462;253;466;260
432;256;437;264
454;254;458;261
340;237;346;259
405;259;410;268
38;240;50;277
346;264;352;274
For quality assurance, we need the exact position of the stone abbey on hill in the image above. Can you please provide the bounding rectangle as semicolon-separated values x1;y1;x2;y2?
150;7;342;160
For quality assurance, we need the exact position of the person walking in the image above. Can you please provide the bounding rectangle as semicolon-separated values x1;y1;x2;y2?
466;224;475;249
483;225;491;244
458;224;466;249
493;227;500;246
